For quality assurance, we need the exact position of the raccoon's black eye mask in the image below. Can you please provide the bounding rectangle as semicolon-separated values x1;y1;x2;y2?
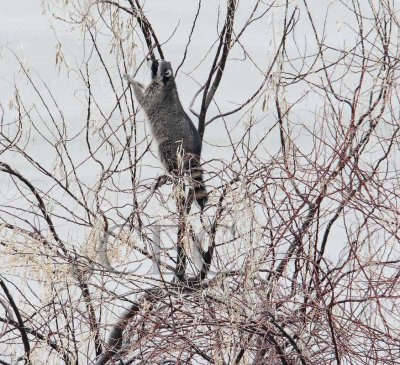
151;59;159;78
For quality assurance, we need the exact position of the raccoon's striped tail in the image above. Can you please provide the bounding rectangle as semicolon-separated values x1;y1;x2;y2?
189;161;208;212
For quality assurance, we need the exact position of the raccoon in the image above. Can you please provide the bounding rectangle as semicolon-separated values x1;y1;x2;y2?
124;59;207;210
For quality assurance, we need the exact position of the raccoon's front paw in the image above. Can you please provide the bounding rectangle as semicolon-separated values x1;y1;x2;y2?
124;74;144;89
123;73;134;83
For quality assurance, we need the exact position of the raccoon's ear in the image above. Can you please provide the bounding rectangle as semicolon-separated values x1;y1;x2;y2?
162;69;172;84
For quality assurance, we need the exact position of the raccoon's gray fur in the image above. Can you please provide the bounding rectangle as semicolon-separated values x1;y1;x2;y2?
124;59;207;210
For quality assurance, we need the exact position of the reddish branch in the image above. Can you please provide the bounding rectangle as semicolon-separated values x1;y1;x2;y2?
0;279;31;364
0;315;73;364
0;162;103;358
197;0;237;145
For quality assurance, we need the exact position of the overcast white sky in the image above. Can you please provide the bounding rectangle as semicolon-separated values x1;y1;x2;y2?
0;0;379;254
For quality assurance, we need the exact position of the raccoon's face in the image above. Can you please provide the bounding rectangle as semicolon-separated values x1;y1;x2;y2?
148;59;173;84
